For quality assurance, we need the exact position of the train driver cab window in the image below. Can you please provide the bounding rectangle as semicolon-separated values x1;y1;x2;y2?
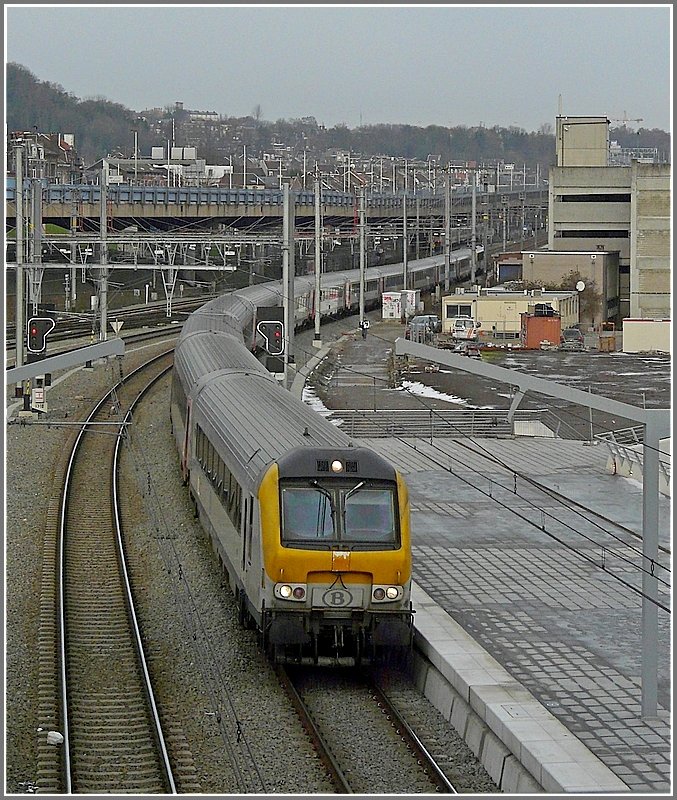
344;488;397;545
281;487;335;542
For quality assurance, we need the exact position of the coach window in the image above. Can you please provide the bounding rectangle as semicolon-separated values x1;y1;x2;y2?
233;484;242;527
196;426;205;466
207;442;215;479
220;462;231;504
228;474;236;515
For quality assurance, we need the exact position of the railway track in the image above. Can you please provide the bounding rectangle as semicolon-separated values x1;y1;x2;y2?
57;350;177;793
277;665;457;794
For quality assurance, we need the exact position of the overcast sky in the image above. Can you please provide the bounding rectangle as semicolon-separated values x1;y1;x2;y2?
4;4;672;132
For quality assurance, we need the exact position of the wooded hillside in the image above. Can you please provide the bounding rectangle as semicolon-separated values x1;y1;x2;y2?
6;63;671;170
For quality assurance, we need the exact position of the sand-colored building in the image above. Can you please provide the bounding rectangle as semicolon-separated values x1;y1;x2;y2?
442;287;579;340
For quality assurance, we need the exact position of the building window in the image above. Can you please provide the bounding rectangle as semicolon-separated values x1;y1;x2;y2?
558;230;629;239
445;304;472;318
557;194;631;203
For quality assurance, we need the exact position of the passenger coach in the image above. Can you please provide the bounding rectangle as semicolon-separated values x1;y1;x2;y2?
171;298;413;665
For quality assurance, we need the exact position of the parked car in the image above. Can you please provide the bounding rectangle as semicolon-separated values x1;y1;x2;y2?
560;328;585;351
405;314;440;340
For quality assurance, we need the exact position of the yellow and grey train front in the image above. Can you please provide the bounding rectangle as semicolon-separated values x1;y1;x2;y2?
258;446;413;664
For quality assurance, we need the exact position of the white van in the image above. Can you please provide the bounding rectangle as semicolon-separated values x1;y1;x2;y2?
450;316;481;341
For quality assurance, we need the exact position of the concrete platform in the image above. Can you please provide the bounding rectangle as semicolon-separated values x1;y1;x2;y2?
293;316;672;794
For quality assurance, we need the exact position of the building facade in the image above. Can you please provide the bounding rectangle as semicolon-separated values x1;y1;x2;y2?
521;249;620;330
630;162;671;318
548;116;670;322
442;287;579;339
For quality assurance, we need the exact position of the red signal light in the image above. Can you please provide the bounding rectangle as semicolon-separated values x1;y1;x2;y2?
256;320;284;355
27;316;55;353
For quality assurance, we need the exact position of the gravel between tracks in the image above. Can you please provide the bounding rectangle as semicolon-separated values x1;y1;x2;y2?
6;336;498;794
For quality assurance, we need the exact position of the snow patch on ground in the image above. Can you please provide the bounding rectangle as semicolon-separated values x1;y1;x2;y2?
392;380;469;405
302;385;346;426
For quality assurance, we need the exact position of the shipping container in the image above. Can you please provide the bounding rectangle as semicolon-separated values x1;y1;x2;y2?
520;312;562;349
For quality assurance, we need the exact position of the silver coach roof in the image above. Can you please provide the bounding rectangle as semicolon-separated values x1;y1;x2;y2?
179;247;476;343
193;371;352;488
174;330;269;388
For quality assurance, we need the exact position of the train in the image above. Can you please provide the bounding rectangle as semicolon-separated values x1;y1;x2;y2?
222;246;482;349
169;249;482;664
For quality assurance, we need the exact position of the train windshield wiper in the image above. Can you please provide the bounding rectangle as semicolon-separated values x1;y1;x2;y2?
310;480;336;536
344;481;365;501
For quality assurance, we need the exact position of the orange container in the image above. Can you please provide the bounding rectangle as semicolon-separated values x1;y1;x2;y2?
521;313;562;349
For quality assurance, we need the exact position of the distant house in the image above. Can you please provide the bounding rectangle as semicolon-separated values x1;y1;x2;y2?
8;131;83;183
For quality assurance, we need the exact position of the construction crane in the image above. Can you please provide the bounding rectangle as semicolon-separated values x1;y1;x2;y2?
609;111;643;125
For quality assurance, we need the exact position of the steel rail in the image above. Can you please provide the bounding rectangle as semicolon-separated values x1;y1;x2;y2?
368;677;458;793
57;350;176;793
275;665;353;793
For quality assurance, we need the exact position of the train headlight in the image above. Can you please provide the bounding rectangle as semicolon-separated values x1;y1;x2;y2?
372;585;403;602
331;460;343;473
274;583;307;602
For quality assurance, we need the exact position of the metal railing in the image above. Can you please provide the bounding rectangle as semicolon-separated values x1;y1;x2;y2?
326;408;546;439
595;425;671;487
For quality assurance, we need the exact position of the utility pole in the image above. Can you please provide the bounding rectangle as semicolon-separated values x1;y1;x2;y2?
534;207;540;247
415;197;420;261
470;169;477;285
402;193;408;292
29;177;44;316
98;161;109;341
14;146;24;387
502;198;508;252
132;128;138;184
483;209;489;285
70;193;78;309
282;183;295;387
359;187;366;328
313;177;322;347
444;165;451;292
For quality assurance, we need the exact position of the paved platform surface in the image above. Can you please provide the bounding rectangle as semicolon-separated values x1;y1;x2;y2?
293;315;672;794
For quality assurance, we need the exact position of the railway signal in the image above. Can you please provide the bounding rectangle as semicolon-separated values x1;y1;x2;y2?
27;317;55;354
257;320;285;355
